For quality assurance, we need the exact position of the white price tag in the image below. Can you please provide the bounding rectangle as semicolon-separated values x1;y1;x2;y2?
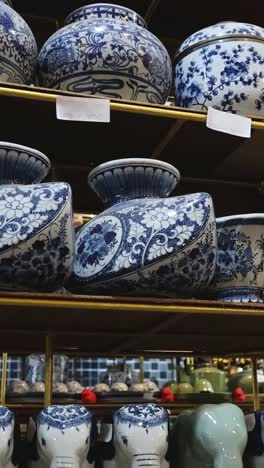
206;107;251;138
56;96;110;123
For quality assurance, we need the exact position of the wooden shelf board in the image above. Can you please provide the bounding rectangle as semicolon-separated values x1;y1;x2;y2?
1;292;264;355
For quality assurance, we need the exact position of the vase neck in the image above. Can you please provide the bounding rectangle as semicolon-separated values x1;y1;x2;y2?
65;3;147;28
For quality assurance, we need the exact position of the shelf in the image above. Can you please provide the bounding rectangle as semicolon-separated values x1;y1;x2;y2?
1;292;264;356
0;83;264;216
5;401;257;418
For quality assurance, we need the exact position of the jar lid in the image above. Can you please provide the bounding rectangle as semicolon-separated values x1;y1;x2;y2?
179;21;264;54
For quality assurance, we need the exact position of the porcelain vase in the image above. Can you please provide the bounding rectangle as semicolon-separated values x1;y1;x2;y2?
38;3;172;104
0;0;37;84
210;214;264;302
0;142;74;292
68;158;217;297
175;21;264;115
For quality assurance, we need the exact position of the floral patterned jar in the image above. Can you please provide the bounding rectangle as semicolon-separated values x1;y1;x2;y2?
0;1;37;84
37;3;172;103
175;21;264;115
0;142;74;292
68;158;217;296
210;214;264;302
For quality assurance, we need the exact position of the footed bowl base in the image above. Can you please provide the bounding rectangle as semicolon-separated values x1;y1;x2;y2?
213;287;264;303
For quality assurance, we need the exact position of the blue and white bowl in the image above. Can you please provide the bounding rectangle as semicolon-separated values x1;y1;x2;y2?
175;21;264;115
38;3;172;104
68;158;217;297
210;214;264;302
0;1;37;84
0;142;74;292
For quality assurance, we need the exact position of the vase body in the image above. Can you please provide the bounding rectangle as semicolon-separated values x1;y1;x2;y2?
175;21;264;115
0;142;74;292
210;214;264;302
38;3;172;104
0;1;37;84
69;158;216;296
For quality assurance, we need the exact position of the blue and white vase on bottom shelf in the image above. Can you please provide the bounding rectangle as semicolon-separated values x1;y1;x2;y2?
68;158;217;297
0;142;74;292
210;214;264;302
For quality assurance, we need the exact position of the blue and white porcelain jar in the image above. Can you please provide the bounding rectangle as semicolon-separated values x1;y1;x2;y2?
210;214;264;302
38;3;172;103
0;1;37;84
68;158;217;297
0;142;74;292
175;21;264;115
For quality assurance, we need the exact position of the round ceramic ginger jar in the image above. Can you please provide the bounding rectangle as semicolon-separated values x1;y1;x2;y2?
68;158;217;296
175;21;264;115
0;0;37;84
37;3;172;103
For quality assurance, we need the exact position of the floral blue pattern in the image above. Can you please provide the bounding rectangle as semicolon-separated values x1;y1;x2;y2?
38;5;172;104
115;404;168;428
179;22;264;53
175;41;264;113
0;407;13;429
38;405;92;430
0;2;37;84
70;159;216;296
210;216;264;302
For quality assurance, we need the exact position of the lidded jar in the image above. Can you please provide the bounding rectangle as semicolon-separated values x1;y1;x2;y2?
175;21;264;115
38;3;172;104
68;158;217;296
0;0;37;84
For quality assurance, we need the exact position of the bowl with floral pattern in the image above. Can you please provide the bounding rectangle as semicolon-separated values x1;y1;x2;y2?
68;158;217;297
210;214;264;302
175;21;264;116
0;142;74;292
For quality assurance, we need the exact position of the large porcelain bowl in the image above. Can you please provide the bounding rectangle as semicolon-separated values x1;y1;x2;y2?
38;3;172;104
175;21;264;115
210;214;264;302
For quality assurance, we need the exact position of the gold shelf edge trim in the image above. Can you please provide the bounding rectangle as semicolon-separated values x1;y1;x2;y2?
0;296;264;316
1;86;264;128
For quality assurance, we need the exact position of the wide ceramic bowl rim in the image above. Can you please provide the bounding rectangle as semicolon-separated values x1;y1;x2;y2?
88;158;181;183
65;3;147;28
217;213;264;223
0;142;51;169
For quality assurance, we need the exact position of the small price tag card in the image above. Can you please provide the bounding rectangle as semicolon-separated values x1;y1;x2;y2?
206;106;251;138
56;96;110;122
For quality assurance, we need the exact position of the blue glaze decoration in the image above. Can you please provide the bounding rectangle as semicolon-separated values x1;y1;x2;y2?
0;143;74;292
38;4;172;104
0;407;13;429
38;405;92;430
175;21;264;115
0;2;37;84
210;214;264;302
69;159;216;296
65;3;146;28
115;404;168;428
